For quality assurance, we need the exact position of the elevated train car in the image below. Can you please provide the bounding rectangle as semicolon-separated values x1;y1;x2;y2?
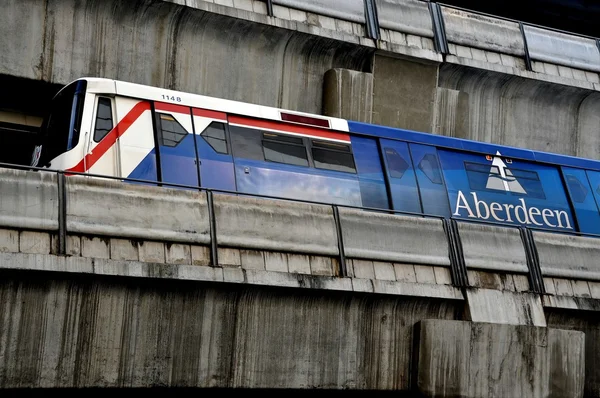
31;78;600;236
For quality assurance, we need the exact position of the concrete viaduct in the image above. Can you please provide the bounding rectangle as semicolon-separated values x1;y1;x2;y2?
1;0;600;396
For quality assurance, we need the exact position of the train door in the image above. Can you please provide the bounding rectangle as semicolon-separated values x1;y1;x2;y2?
379;138;421;213
583;170;600;234
408;144;451;217
84;95;119;177
153;102;198;187
350;136;389;210
114;97;158;181
192;108;236;191
561;167;600;234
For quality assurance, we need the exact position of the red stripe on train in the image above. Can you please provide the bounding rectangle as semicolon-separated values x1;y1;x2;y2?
192;108;227;121
155;102;189;114
228;115;350;142
156;103;227;121
67;101;151;173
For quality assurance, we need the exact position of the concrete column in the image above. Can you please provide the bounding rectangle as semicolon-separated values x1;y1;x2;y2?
371;54;439;132
322;68;374;123
415;319;585;398
432;87;470;138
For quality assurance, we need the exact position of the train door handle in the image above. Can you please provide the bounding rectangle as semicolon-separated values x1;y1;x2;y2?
244;167;250;174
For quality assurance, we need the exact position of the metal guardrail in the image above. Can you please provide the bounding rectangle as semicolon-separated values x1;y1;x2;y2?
5;160;597;292
261;0;600;74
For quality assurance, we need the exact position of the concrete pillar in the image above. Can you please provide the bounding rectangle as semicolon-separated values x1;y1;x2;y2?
546;310;600;397
415;320;585;398
371;54;439;132
432;87;469;138
322;68;374;123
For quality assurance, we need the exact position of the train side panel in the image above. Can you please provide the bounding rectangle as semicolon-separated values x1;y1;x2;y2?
229;116;361;206
438;149;575;232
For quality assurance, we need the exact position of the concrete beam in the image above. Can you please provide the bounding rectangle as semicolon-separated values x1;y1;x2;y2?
437;64;600;158
0;269;460;389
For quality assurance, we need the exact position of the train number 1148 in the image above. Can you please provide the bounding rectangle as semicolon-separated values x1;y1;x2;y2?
161;94;182;102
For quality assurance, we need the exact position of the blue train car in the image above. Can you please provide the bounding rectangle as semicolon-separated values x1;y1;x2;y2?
32;77;600;237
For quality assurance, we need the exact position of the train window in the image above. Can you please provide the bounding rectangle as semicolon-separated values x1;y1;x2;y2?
565;174;587;203
465;162;546;199
201;122;228;154
230;126;263;160
262;132;308;167
384;147;409;179
311;140;356;173
93;97;113;142
157;113;187;147
419;154;443;184
37;80;86;167
465;162;504;192
505;168;545;199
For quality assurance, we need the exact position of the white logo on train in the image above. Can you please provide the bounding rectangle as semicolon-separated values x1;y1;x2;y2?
452;151;573;229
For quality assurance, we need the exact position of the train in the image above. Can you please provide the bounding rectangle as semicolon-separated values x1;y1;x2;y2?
31;77;600;235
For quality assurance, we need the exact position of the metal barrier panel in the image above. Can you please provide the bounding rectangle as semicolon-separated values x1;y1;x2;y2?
441;6;525;57
213;193;339;255
272;0;365;24
524;25;600;72
339;208;450;266
533;230;600;281
375;0;433;38
0;169;58;231
457;222;529;273
66;178;210;243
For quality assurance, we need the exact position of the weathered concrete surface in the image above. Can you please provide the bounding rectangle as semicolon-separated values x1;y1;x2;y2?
415;319;585;398
0;0;371;115
546;309;600;397
437;64;600;158
372;54;439;133
323;68;373;123
441;6;525;56
0;169;58;231
458;222;528;273
534;231;600;281
524;25;600;73
0;269;459;389
339;208;450;266
377;0;433;37
67;178;210;244
465;288;546;327
214;193;339;256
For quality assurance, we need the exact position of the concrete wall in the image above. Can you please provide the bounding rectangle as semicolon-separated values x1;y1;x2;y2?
0;168;597;395
437;64;600;158
0;0;372;114
0;270;459;389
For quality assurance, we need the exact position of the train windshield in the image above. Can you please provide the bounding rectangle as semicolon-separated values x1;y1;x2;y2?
32;80;87;167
